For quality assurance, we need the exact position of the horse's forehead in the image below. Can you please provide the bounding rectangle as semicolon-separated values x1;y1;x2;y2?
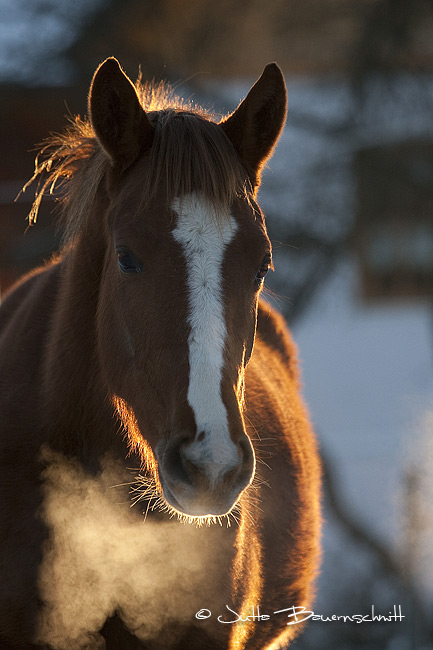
167;194;269;247
171;195;237;240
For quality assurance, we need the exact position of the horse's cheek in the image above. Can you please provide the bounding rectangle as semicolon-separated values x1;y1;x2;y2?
96;279;136;394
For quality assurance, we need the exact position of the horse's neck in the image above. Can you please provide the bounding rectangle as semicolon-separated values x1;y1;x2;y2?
42;230;126;468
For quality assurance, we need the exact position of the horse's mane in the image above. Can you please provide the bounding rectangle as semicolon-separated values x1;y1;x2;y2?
24;80;252;243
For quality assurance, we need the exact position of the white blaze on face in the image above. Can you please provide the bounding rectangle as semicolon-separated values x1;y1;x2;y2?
172;194;239;473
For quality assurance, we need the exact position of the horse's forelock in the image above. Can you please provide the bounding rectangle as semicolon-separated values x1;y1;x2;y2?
137;109;251;218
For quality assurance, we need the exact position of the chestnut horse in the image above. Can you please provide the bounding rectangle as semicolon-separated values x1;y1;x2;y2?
0;59;320;650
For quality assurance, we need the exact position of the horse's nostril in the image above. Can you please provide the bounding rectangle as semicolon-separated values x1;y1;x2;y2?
180;454;201;482
162;439;191;485
237;435;255;470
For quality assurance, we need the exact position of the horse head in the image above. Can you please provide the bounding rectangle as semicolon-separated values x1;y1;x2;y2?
88;58;287;518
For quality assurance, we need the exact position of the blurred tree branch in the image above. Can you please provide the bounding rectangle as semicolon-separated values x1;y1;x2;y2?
321;449;433;646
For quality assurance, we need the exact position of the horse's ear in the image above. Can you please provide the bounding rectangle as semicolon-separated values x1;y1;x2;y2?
221;63;287;189
88;58;154;172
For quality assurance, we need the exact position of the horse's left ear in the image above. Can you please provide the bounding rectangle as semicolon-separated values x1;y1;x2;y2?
221;63;287;189
88;57;154;172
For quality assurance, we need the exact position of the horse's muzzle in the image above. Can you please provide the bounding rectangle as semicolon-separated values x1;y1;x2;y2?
156;433;255;517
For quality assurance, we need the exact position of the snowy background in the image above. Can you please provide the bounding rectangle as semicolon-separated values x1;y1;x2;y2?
263;77;433;650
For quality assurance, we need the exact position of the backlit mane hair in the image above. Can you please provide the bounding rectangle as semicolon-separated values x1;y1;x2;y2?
24;80;252;244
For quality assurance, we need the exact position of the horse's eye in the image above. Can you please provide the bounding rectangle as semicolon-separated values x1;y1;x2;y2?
117;248;143;274
255;253;272;285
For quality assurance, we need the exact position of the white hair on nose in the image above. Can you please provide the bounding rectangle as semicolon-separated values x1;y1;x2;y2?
172;194;239;476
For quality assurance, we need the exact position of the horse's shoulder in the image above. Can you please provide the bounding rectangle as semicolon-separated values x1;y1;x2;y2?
0;260;61;331
256;300;299;382
0;260;63;450
0;259;62;385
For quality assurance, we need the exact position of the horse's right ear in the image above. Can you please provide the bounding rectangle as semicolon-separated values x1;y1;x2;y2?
88;58;154;172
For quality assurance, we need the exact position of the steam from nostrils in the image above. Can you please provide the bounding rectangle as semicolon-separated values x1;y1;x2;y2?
37;448;234;650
